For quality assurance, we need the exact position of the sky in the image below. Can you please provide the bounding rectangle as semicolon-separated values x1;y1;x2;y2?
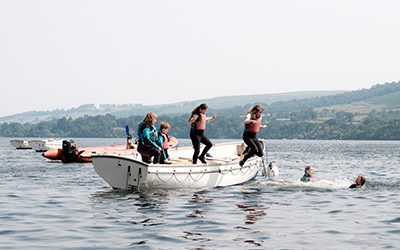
1;0;399;116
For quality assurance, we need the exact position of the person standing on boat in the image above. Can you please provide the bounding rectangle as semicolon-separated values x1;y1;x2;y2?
239;105;267;167
158;121;172;164
189;103;217;164
137;112;162;164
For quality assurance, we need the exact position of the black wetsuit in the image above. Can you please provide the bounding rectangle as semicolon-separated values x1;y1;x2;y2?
241;131;263;164
190;114;212;164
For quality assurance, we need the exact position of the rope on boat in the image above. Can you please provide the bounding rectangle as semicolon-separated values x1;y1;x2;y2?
172;171;191;183
154;171;202;183
229;166;245;176
218;163;258;176
154;171;175;183
239;163;257;175
188;171;207;182
151;162;260;184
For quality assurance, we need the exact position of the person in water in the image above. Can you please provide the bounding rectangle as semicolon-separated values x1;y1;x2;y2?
158;121;172;164
239;105;268;167
188;103;217;164
300;166;316;183
137;112;162;164
349;175;366;188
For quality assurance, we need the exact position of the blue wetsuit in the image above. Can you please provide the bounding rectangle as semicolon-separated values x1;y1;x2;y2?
137;122;161;164
300;172;313;183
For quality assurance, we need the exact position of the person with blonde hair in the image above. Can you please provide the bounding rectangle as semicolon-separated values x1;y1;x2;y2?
239;104;267;166
188;103;217;164
137;112;162;164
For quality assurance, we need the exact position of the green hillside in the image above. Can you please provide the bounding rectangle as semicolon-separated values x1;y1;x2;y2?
365;91;400;107
198;91;345;109
316;91;400;114
0;91;344;124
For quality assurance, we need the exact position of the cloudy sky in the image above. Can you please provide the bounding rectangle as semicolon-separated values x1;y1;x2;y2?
0;0;399;116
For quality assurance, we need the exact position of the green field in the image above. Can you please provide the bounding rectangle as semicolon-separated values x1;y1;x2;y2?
316;91;400;114
365;91;400;107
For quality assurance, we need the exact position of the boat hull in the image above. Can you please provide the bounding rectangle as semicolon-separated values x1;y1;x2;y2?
10;140;32;149
28;139;63;152
92;141;263;190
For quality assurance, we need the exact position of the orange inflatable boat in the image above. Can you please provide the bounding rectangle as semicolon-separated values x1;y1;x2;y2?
42;140;137;163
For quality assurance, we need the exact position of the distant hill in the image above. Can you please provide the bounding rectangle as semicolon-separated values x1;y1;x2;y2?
365;91;400;107
270;81;400;113
2;81;399;124
0;91;345;124
315;89;400;114
193;91;346;108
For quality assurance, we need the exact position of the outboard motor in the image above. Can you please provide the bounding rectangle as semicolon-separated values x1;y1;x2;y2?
61;139;78;163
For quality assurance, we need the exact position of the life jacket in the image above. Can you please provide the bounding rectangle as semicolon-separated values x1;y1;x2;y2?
245;117;262;133
191;113;206;131
137;122;158;145
159;131;169;150
300;172;314;183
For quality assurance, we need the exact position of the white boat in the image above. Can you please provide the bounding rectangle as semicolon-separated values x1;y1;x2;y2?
91;141;267;191
28;139;63;152
10;140;32;149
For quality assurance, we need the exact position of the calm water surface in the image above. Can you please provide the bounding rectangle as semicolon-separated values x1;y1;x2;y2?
1;138;399;249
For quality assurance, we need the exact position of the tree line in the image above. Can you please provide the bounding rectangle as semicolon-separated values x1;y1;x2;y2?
1;108;399;140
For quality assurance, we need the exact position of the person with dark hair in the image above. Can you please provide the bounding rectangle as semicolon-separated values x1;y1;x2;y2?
239;105;268;167
137;112;162;164
300;166;316;183
158;121;172;164
349;175;366;188
188;103;217;164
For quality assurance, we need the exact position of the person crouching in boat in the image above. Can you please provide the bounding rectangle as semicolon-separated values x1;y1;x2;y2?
188;103;217;164
137;112;162;164
300;166;316;183
158;121;172;164
239;105;267;167
349;175;366;188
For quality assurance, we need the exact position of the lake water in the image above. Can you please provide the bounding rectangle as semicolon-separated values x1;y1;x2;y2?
1;138;399;249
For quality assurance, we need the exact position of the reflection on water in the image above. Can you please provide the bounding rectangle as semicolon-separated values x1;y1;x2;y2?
90;188;135;200
136;192;171;210
237;188;268;225
188;190;214;204
182;230;211;243
185;191;211;219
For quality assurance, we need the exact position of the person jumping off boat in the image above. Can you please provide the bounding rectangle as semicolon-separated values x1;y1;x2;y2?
188;103;217;164
239;104;267;167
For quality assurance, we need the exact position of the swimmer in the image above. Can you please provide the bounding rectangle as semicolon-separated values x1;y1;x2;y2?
300;166;316;183
349;175;366;188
